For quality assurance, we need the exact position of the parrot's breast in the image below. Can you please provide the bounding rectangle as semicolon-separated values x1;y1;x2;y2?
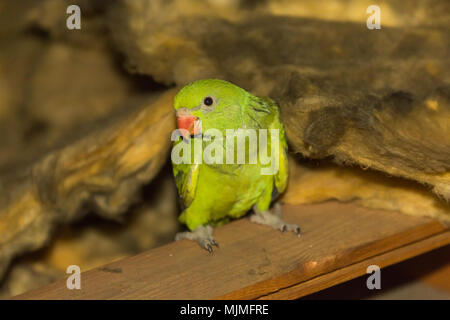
194;162;272;222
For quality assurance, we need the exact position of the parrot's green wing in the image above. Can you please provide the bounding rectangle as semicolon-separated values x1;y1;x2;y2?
250;96;289;198
172;150;199;209
275;138;289;195
272;97;289;195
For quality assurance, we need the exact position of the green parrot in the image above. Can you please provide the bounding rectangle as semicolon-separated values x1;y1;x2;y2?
172;79;300;252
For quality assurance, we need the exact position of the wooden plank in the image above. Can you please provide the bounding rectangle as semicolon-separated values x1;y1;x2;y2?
420;246;450;292
13;201;448;300
258;232;450;299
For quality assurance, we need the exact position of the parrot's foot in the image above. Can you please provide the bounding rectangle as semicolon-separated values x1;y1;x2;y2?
250;203;301;236
175;225;219;253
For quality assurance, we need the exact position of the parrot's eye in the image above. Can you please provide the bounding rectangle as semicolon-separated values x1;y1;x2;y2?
202;96;215;107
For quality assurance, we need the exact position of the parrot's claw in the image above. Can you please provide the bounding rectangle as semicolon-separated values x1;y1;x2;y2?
251;204;301;237
175;225;219;253
281;224;301;235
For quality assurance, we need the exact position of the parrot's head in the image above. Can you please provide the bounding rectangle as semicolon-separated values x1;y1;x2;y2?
174;79;248;138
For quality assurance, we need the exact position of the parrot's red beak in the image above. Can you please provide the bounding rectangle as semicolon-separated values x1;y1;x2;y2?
176;109;200;140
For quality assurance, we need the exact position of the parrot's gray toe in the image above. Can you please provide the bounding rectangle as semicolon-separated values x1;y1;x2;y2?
175;225;219;253
282;224;301;236
250;205;301;237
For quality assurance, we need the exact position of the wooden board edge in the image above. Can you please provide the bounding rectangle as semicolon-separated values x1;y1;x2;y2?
257;231;450;299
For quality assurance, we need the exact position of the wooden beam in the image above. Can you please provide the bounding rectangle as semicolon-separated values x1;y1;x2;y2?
258;232;450;299
13;201;449;300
